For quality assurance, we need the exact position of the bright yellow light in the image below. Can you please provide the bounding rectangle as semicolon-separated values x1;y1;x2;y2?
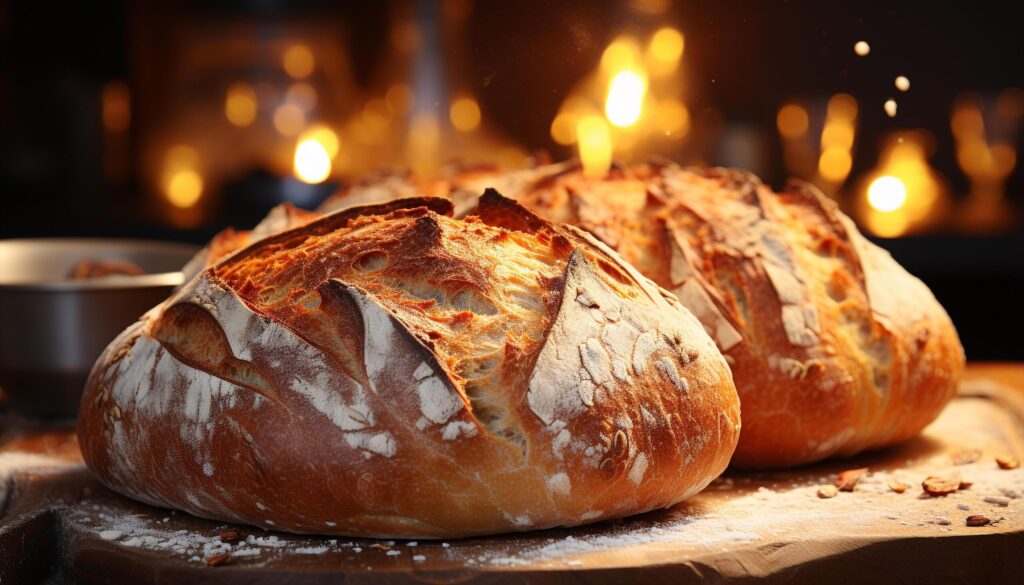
867;176;907;212
818;146;853;182
166;169;203;208
225;82;257;127
550;112;578;145
654;99;690;136
293;138;332;184
854;41;870;56
282;45;315;79
302;125;339;158
450;97;481;132
821;122;855;149
777;104;809;139
577;115;612;179
605;70;647;127
647;27;684;74
600;38;640;73
286;82;318;111
866;210;909;238
273;103;305;135
386;84;413;113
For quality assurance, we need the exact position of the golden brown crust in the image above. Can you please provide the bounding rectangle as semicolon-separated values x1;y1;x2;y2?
77;192;740;537
323;161;965;469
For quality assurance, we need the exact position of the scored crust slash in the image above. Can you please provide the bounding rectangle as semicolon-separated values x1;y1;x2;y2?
76;191;741;538
320;160;965;469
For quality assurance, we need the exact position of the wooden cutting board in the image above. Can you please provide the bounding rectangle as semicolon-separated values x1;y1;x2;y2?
1;364;1022;584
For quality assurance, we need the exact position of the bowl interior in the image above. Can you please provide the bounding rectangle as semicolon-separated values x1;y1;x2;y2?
0;238;198;288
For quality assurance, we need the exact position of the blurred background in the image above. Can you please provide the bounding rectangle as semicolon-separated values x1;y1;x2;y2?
0;0;1021;359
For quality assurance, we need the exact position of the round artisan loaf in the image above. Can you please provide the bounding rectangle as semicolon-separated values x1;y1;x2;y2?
323;161;965;468
77;192;740;538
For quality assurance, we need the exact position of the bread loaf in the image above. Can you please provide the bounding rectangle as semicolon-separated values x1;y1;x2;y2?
323;161;965;468
78;192;740;537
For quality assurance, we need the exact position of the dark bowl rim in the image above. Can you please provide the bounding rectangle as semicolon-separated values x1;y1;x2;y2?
0;237;196;291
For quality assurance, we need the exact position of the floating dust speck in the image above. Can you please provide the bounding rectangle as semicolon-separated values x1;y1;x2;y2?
884;99;898;118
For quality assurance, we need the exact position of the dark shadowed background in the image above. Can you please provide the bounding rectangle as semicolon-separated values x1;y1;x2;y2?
1;0;1022;359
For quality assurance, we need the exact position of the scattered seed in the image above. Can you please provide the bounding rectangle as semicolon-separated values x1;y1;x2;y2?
218;529;242;543
206;553;231;567
922;473;961;496
887;478;909;494
835;468;868;492
996;455;1020;470
966;515;992;527
984;496;1010;507
818;485;839;499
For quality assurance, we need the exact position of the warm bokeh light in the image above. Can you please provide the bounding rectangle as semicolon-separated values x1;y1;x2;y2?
293;138;332;184
450;97;482;132
815;94;858;188
282;45;315;79
777;104;809;139
654;99;690;136
895;76;911;92
600;38;640;73
647;27;684;74
860;133;945;237
286;82;318;111
605;70;647;127
224;82;257;127
273;103;306;135
577;115;612;178
102;82;130;132
166;169;203;208
854;41;870;56
818;147;853;182
162;147;203;208
302;125;340;159
867;176;908;212
550;112;578;145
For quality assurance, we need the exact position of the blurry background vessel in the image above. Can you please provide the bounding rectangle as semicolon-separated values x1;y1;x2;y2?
0;239;197;418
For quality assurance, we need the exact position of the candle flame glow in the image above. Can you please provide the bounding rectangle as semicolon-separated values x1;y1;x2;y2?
605;70;647;127
867;176;908;212
293;138;332;184
577;115;612;178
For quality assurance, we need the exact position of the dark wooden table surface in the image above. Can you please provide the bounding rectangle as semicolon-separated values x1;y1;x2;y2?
1;364;1022;584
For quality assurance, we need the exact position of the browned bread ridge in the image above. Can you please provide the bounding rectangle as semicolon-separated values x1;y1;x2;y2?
77;192;740;538
325;161;965;468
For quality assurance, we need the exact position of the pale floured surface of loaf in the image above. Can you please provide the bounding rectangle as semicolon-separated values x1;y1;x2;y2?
77;193;740;537
323;161;965;468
